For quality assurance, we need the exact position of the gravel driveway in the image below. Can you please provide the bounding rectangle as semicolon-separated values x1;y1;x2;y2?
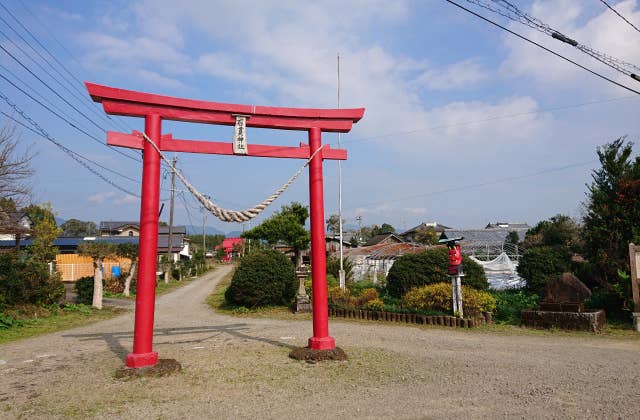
1;265;638;419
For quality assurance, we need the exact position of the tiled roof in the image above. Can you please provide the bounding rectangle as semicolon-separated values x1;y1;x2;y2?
99;221;139;231
364;233;404;246
401;222;451;235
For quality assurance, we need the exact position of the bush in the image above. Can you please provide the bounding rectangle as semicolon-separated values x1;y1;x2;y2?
326;256;353;283
386;247;488;298
224;249;297;308
402;282;496;317
517;246;571;296
364;298;385;311
0;252;64;306
490;289;538;325
74;276;96;305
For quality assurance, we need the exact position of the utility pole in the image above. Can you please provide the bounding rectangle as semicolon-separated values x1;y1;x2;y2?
356;215;363;246
337;53;345;289
165;156;177;283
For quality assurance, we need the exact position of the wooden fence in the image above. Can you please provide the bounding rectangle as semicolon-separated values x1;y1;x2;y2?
55;254;132;282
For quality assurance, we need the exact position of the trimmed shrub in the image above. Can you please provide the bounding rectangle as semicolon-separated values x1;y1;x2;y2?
386;247;488;298
75;276;95;305
517;246;571;296
364;298;385;311
0;252;64;306
402;282;496;317
225;249;297;307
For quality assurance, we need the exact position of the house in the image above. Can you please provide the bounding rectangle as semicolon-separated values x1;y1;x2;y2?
216;237;243;262
99;221;140;237
364;233;404;247
0;211;33;241
325;236;353;253
343;241;433;282
399;222;451;243
99;221;189;262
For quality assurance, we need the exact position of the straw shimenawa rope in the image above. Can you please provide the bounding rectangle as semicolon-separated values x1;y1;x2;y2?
141;132;325;223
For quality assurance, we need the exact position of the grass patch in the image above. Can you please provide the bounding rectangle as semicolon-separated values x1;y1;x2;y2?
0;304;125;344
206;268;310;320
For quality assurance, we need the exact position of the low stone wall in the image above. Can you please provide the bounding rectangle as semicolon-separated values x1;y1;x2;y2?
521;309;606;333
328;307;492;328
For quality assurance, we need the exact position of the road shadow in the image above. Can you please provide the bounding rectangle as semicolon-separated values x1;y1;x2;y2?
63;323;296;363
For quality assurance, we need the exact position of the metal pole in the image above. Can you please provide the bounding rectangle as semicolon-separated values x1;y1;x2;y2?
126;113;161;368
337;53;345;290
456;275;464;318
308;126;335;350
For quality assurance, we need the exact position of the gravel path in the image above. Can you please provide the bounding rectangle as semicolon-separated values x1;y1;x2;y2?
1;265;639;419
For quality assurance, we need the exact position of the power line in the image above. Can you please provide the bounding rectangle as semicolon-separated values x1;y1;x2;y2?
0;92;140;197
463;0;640;81
3;1;135;133
0;13;118;130
443;0;640;95
599;0;640;34
0;70;141;163
0;110;140;184
0;63;91;133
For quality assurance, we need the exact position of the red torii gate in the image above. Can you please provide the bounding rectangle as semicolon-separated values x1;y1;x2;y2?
86;83;365;368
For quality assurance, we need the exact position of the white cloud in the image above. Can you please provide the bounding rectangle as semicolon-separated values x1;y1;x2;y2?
415;59;489;90
87;191;137;206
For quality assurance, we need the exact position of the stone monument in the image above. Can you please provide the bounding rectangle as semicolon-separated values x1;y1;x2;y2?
521;273;605;332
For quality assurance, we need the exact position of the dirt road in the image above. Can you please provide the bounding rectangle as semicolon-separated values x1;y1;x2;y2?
1;265;639;418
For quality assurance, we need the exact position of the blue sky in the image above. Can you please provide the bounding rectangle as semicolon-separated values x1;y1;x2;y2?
1;0;639;233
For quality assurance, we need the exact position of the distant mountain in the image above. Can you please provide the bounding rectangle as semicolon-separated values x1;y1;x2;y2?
185;225;226;236
226;230;242;238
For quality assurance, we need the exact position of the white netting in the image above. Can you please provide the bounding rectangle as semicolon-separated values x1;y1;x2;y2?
470;253;523;289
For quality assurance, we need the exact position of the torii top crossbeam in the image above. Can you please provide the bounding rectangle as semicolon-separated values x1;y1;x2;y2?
86;82;364;132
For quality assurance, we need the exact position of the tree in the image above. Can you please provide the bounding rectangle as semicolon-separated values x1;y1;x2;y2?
78;241;117;309
60;219;98;237
0;123;34;207
517;214;581;295
517;246;572;296
326;214;343;238
371;223;396;236
504;231;520;246
242;202;310;269
413;226;439;245
583;138;640;287
522;214;582;251
386;248;488;298
26;203;60;263
117;243;138;296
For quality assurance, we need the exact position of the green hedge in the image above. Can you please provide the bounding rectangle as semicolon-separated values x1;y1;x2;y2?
0;252;64;308
386;247;488;298
517;246;571;296
74;276;96;305
224;249;297;308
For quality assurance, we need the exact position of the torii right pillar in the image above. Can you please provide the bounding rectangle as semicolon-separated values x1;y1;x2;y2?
308;127;333;349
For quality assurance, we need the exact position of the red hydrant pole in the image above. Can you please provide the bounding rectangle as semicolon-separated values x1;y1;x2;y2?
126;114;161;368
308;127;335;350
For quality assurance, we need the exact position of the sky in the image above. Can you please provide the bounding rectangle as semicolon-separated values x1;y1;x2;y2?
1;0;639;234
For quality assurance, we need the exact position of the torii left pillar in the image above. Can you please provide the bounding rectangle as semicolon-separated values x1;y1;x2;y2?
127;114;162;367
86;82;364;368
